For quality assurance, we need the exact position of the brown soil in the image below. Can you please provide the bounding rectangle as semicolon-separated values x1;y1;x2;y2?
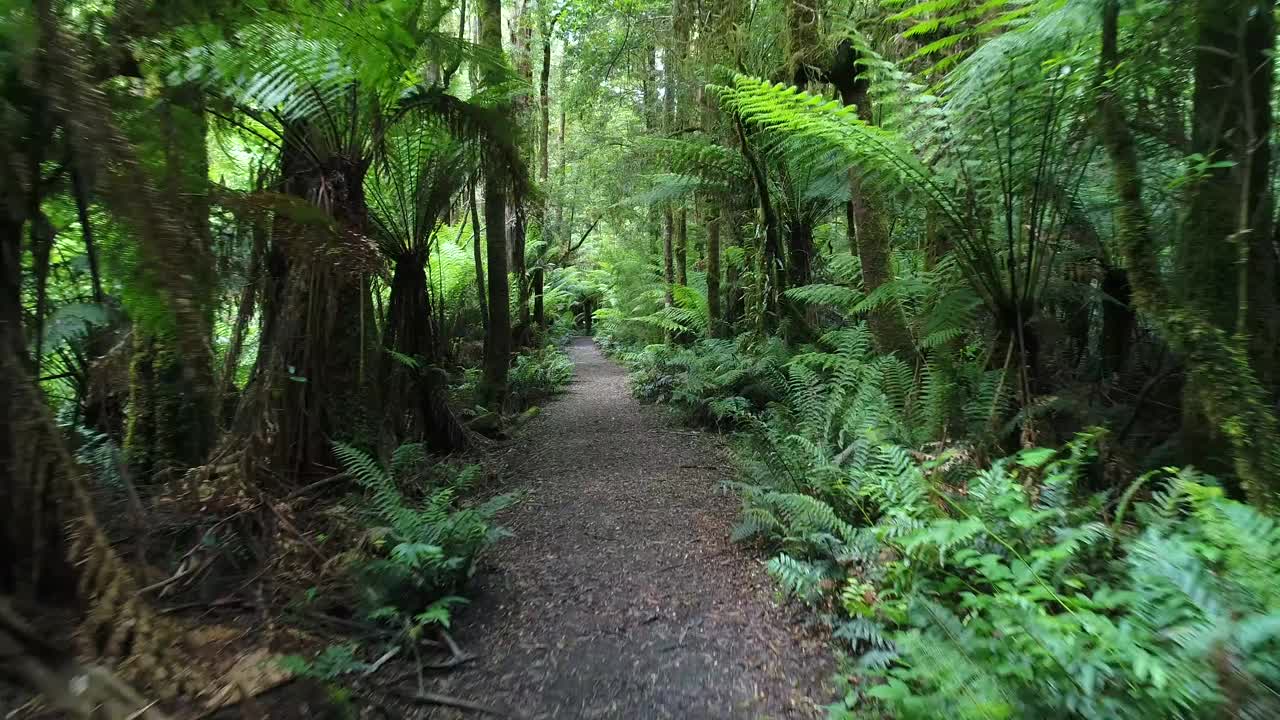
430;337;833;719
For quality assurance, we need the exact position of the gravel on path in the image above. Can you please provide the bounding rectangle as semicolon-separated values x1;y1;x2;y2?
431;337;833;720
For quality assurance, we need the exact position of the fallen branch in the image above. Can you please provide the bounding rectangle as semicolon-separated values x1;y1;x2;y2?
285;472;350;500
137;549;218;597
383;688;511;717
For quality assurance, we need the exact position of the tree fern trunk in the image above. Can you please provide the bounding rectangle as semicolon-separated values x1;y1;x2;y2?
384;253;467;452
706;207;723;337
479;0;512;408
833;40;912;357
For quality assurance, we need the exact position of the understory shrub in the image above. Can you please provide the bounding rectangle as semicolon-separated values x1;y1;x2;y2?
623;335;789;428
818;452;1280;720
708;330;1280;719
616;317;1280;718
507;345;575;408
333;442;515;632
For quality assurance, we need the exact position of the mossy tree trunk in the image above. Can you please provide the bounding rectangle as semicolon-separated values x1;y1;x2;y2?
1177;0;1277;473
833;39;912;357
724;212;745;329
671;0;691;288
676;209;689;286
706;208;723;337
1099;0;1280;509
663;205;676;305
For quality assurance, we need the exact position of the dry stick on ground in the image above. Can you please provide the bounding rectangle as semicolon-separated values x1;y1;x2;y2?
438;628;470;661
380;688;513;717
136;551;218;596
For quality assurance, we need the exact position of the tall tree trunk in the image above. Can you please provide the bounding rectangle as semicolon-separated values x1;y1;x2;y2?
735;117;782;327
217;217;265;413
535;7;559;329
507;0;534;343
2;212;26;594
470;182;489;338
670;0;692;288
1098;0;1280;509
706;208;722;337
124;87;215;481
643;43;663;266
833;39;912;356
663;205;676;305
1179;0;1277;471
676;208;688;286
556;106;566;243
724;212;744;329
478;0;512;408
785;0;823;88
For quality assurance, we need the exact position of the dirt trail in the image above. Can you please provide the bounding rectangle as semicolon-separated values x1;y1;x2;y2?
434;337;832;719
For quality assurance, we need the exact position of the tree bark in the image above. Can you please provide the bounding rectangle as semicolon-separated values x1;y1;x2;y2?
124;87;216;480
833;39;912;356
255;140;377;477
706;208;723;337
1098;0;1280;509
724;213;745;329
535;7;559;329
1179;0;1277;469
785;0;823;88
470;182;489;337
735;117;782;327
384;252;467;452
670;0;692;289
676;208;688;286
663;205;676;305
478;0;512;408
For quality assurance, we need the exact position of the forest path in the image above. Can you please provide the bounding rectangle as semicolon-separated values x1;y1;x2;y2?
432;337;832;719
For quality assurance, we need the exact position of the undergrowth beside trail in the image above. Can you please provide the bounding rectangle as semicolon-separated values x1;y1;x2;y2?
603;326;1280;719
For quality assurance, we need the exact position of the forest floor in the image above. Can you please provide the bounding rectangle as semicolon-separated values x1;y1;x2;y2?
431;337;832;719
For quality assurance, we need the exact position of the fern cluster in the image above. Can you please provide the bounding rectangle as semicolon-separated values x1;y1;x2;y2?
507;346;575;408
731;409;1280;718
623;334;789;429
650;323;1280;718
332;442;514;629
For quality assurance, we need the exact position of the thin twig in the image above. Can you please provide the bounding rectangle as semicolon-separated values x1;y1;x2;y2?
383;689;511;717
284;472;350;500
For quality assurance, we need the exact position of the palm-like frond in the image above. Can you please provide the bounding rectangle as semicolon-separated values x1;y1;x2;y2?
367;119;470;257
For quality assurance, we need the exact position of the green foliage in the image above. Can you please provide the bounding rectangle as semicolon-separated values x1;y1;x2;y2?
332;442;514;630
624;335;789;428
728;410;1280;719
508;345;575;408
836;459;1280;720
674;318;1280;718
279;643;368;681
